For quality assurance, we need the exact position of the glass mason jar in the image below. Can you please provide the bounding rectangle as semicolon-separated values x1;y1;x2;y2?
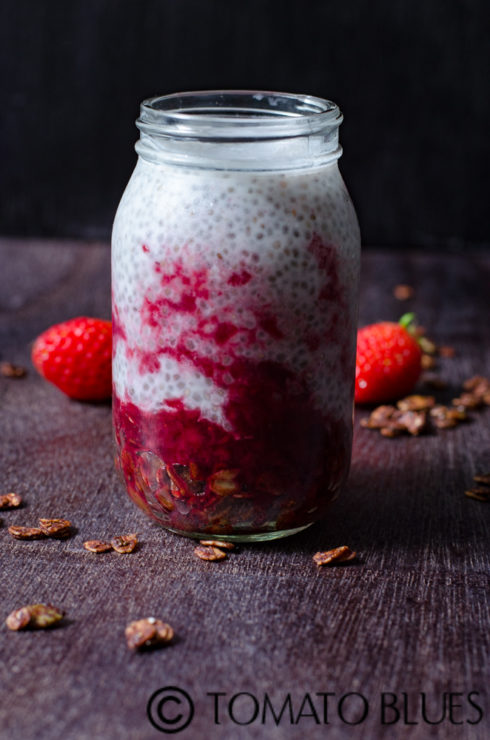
112;91;360;542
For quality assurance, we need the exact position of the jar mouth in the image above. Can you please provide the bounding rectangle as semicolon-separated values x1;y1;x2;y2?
137;90;342;140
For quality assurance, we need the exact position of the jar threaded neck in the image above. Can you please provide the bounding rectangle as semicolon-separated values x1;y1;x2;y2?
135;90;343;171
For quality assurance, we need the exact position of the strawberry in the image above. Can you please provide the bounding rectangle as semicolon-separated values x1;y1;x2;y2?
32;317;112;401
355;314;422;404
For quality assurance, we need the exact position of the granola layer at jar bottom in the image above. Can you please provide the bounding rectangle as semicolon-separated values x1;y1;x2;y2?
113;385;352;534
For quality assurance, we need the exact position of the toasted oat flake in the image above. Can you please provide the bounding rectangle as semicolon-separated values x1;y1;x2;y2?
438;345;455;358
188;461;203;481
125;618;174;650
449;407;467;421
0;493;22;509
452;393;483;409
6;603;64;630
421;354;437;370
397;395;435;412
194;545;227;561
39;518;72;538
313;546;356;566
465;488;490;502
418;337;437;355
83;539;113;553
155;621;174;643
111;533;138;553
466;377;490;398
432;415;458;429
393;284;414;300
8;525;46;540
363;402;433;437
199;539;235;550
0;362;26;378
125;618;156;649
208;469;240;496
395;410;427;436
473;473;490;486
430;404;467;429
5;607;31;631
463;376;489;392
360;405;396;429
29;603;65;628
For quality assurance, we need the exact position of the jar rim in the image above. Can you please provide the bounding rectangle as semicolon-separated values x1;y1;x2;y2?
137;90;342;140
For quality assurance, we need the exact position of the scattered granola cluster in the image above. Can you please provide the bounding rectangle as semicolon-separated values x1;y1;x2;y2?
194;539;235;562
3;362;487;652
361;396;433;437
2;496;139;554
361;376;489;438
6;603;64;631
83;540;114;553
454;376;490;407
8;518;72;540
83;534;138;554
0;493;22;510
313;546;356;566
125;617;174;650
0;362;26;378
412;323;455;371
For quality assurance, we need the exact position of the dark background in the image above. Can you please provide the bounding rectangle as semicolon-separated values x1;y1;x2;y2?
1;0;489;248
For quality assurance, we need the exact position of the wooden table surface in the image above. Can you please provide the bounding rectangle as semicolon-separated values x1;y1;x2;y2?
0;238;489;740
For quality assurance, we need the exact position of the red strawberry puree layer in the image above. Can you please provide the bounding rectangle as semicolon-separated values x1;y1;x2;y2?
113;237;353;535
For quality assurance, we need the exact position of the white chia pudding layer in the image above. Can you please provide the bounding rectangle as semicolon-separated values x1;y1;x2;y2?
112;157;360;430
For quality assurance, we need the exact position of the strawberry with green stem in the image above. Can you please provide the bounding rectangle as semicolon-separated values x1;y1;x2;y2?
355;313;422;404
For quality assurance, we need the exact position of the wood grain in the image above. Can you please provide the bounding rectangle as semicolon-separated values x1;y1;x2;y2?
0;239;488;739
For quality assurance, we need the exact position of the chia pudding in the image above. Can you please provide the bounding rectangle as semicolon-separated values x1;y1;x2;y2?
112;92;361;540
